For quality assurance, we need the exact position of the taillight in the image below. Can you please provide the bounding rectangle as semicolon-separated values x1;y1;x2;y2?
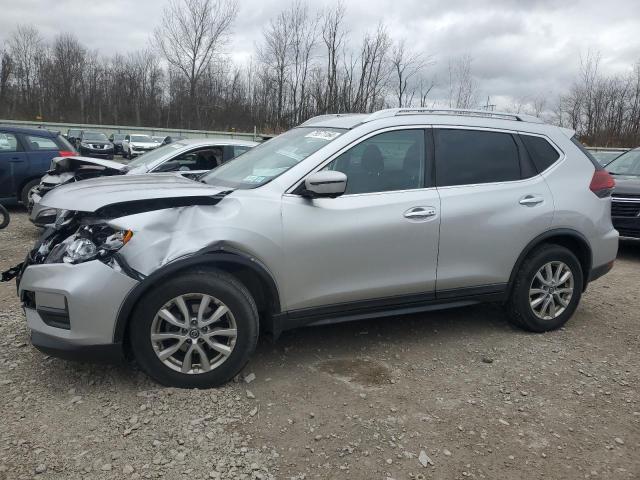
58;150;75;157
589;170;615;198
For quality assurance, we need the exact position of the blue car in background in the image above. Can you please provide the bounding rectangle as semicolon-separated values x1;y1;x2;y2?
0;126;76;206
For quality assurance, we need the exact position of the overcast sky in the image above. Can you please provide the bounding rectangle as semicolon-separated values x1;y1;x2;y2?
1;0;639;110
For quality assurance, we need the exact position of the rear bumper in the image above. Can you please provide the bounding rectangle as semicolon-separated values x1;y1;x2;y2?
588;261;615;283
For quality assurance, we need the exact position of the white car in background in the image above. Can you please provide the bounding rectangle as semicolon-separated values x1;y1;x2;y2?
29;138;258;225
122;134;160;159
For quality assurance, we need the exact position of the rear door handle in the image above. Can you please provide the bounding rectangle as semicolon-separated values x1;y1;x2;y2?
519;195;544;206
9;157;24;163
404;206;436;220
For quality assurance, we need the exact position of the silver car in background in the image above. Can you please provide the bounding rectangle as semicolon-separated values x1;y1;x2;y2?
29;138;258;225
11;108;618;388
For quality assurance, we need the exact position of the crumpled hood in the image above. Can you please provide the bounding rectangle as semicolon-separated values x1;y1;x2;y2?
38;173;229;213
612;176;640;196
51;155;127;174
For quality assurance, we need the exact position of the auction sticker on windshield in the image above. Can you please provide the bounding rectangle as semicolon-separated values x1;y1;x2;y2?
305;130;342;141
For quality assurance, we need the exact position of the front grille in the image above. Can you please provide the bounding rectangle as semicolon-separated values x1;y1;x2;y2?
616;226;640;238
611;198;640;218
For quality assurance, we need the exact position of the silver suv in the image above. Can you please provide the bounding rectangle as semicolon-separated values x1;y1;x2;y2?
9;109;618;388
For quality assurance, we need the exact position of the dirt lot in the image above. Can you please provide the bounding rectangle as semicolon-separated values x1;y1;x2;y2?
0;208;638;480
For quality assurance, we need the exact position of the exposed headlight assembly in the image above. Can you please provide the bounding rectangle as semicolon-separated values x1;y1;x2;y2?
45;224;133;265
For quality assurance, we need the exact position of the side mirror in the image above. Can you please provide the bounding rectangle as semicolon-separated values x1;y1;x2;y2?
303;171;347;198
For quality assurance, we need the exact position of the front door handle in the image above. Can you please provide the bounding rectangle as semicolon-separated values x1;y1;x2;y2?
404;206;436;220
9;157;24;163
519;195;544;206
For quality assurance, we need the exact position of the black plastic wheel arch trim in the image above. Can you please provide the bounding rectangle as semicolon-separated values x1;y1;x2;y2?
506;228;593;295
112;249;281;343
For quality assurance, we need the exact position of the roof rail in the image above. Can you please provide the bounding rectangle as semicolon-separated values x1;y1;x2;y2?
299;113;364;127
365;108;544;124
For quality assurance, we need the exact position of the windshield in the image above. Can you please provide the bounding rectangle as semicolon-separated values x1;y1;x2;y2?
131;135;152;143
112;134;126;141
127;141;189;169
200;127;345;189
606;149;640;176
83;132;107;141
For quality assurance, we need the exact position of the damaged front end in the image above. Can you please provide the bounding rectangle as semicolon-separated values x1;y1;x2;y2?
4;209;142;287
28;156;128;216
5;191;233;287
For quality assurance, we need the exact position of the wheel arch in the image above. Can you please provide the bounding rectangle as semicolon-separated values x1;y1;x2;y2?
17;176;42;201
113;250;282;344
507;228;593;295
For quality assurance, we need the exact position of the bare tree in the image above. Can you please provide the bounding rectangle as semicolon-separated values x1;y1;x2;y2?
320;2;346;113
390;39;429;107
447;54;478;109
0;47;12;116
8;25;44;116
154;0;238;126
258;9;291;128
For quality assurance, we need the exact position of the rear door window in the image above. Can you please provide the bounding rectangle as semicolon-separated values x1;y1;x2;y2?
25;135;58;151
520;135;560;172
435;129;520;187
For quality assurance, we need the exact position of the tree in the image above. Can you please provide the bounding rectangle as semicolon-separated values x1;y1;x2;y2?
154;0;238;127
390;39;429;107
8;25;44;116
447;54;478;109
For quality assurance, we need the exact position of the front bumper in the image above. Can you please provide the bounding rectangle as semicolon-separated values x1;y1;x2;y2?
78;148;114;159
612;216;640;239
18;260;139;361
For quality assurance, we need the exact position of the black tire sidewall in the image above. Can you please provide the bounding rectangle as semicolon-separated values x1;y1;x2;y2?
0;205;9;229
512;245;583;332
129;270;258;388
20;179;40;206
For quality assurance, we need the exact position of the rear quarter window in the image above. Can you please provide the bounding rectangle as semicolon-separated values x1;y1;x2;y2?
520;135;560;173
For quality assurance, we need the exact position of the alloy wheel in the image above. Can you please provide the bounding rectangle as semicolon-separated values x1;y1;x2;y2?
528;261;574;320
150;293;238;374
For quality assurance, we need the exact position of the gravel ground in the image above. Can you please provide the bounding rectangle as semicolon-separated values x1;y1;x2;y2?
0;208;638;480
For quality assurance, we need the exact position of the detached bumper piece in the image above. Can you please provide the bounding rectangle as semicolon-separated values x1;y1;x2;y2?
1;263;22;282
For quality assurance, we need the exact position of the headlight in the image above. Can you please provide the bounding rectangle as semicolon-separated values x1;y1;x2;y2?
80;142;89;147
46;224;133;264
64;237;97;263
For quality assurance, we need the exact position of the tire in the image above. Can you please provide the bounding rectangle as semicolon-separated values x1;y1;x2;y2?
0;205;9;229
129;269;259;388
506;244;583;332
20;179;40;207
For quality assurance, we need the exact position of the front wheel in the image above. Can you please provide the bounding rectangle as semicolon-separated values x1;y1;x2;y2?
129;269;259;388
507;244;583;332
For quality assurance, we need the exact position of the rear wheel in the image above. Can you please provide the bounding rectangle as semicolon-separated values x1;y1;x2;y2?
129;269;259;388
507;244;583;332
20;179;40;207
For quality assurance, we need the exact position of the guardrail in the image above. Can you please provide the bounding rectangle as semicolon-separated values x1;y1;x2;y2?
0;119;264;141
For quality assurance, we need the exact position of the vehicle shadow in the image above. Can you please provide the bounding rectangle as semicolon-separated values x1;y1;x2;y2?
252;301;518;363
618;239;640;262
33;302;516;392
